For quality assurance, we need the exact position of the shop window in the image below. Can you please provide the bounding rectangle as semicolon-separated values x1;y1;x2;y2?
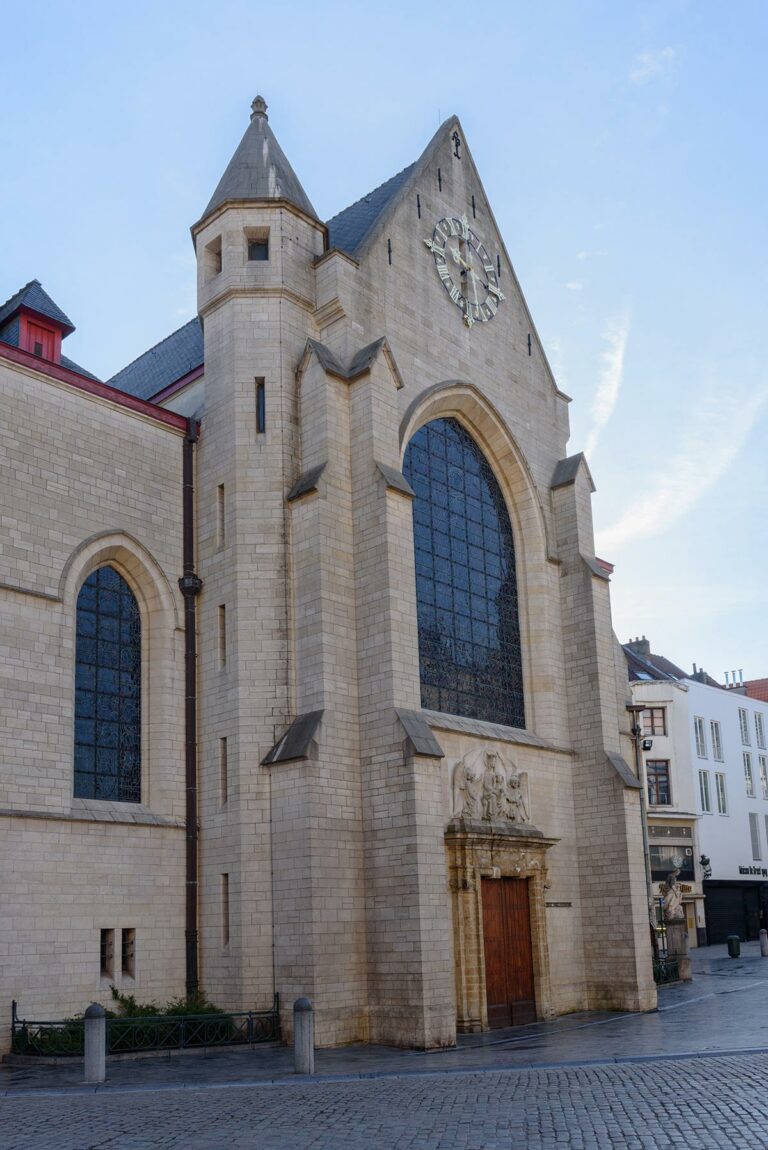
649;844;694;882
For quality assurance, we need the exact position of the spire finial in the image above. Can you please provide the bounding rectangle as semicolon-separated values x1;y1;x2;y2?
251;95;268;121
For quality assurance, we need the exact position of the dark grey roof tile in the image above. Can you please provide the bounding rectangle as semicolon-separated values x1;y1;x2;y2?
376;461;415;497
261;711;323;764
287;463;326;501
551;453;594;492
395;709;444;758
60;354;100;382
326;163;416;256
0;279;74;334
108;318;203;401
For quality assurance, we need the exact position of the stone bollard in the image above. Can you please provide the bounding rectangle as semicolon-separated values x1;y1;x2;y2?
293;997;314;1076
84;1003;106;1084
761;929;768;958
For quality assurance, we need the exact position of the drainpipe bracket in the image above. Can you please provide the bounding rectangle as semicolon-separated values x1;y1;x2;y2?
179;574;203;596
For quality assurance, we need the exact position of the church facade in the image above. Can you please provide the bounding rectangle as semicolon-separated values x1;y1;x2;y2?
0;99;656;1052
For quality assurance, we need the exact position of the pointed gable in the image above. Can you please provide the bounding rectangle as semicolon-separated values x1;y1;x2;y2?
200;96;319;223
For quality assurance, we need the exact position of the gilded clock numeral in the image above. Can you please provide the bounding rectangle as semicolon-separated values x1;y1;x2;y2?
437;262;451;282
487;282;505;301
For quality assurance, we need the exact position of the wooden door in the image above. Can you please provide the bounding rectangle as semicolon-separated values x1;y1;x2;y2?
481;877;536;1028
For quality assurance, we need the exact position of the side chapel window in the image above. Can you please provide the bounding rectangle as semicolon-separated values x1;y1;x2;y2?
402;417;525;728
74;566;141;802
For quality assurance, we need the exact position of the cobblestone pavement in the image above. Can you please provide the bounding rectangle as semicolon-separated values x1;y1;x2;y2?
2;1052;768;1149
4;943;768;1096
4;946;768;1148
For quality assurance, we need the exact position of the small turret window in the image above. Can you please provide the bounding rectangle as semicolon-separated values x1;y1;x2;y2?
205;235;222;280
248;239;269;261
246;227;270;262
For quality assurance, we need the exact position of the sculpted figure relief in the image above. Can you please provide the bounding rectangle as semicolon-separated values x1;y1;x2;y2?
452;748;531;825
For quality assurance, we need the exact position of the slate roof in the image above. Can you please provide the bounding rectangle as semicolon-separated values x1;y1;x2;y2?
0;279;74;334
60;354;100;381
326;163;416;256
108;318;203;401
201;97;318;223
624;645;687;683
551;453;595;492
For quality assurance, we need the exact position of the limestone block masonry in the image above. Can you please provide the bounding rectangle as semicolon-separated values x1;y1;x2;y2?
0;100;655;1055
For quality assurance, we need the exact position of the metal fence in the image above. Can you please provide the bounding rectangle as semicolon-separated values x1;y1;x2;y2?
11;996;280;1057
652;955;680;984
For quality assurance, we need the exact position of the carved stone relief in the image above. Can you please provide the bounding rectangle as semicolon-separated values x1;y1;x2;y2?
452;748;531;825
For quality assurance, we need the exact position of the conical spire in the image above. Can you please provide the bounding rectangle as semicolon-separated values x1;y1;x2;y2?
201;96;319;222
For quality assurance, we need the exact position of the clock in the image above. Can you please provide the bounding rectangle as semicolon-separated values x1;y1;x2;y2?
424;214;504;327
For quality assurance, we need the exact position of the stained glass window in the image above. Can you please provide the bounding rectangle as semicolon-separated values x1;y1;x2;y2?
74;566;141;802
402;417;525;728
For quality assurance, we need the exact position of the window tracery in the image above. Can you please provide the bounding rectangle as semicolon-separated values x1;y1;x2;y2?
403;417;524;728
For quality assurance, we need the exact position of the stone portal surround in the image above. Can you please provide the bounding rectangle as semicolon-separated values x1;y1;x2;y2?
446;819;557;1033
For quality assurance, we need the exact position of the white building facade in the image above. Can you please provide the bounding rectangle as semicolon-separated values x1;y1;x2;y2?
626;638;768;944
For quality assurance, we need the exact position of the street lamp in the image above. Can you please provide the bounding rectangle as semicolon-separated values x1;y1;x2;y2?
627;703;659;959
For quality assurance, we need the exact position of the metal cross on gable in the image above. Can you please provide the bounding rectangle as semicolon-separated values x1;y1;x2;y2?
452;130;461;159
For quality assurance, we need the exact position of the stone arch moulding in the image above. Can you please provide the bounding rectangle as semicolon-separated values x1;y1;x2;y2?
399;381;553;564
59;530;181;631
60;531;182;813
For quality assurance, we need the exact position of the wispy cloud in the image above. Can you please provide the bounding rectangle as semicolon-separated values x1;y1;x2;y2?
584;313;631;458
629;47;675;85
596;388;768;553
565;281;583;292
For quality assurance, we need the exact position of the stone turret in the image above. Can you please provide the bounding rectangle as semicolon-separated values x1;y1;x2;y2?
191;98;325;1027
200;95;320;223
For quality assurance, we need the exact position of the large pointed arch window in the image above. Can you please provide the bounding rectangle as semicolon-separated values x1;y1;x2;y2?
403;417;524;728
74;566;141;802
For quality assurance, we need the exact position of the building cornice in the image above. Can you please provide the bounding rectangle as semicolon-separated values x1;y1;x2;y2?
0;342;188;432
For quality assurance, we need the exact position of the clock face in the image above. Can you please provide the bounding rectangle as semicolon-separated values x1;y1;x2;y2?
424;214;504;327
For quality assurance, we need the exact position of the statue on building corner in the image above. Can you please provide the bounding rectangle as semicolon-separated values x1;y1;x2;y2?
660;867;692;981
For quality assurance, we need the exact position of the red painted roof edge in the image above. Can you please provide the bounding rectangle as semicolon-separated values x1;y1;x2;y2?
150;363;204;404
0;341;188;432
595;556;615;575
17;302;75;335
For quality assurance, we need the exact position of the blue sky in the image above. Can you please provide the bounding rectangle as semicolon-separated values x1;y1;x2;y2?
2;0;766;680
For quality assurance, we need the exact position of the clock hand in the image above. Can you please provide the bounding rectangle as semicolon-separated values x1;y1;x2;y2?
470;267;480;309
450;246;472;272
